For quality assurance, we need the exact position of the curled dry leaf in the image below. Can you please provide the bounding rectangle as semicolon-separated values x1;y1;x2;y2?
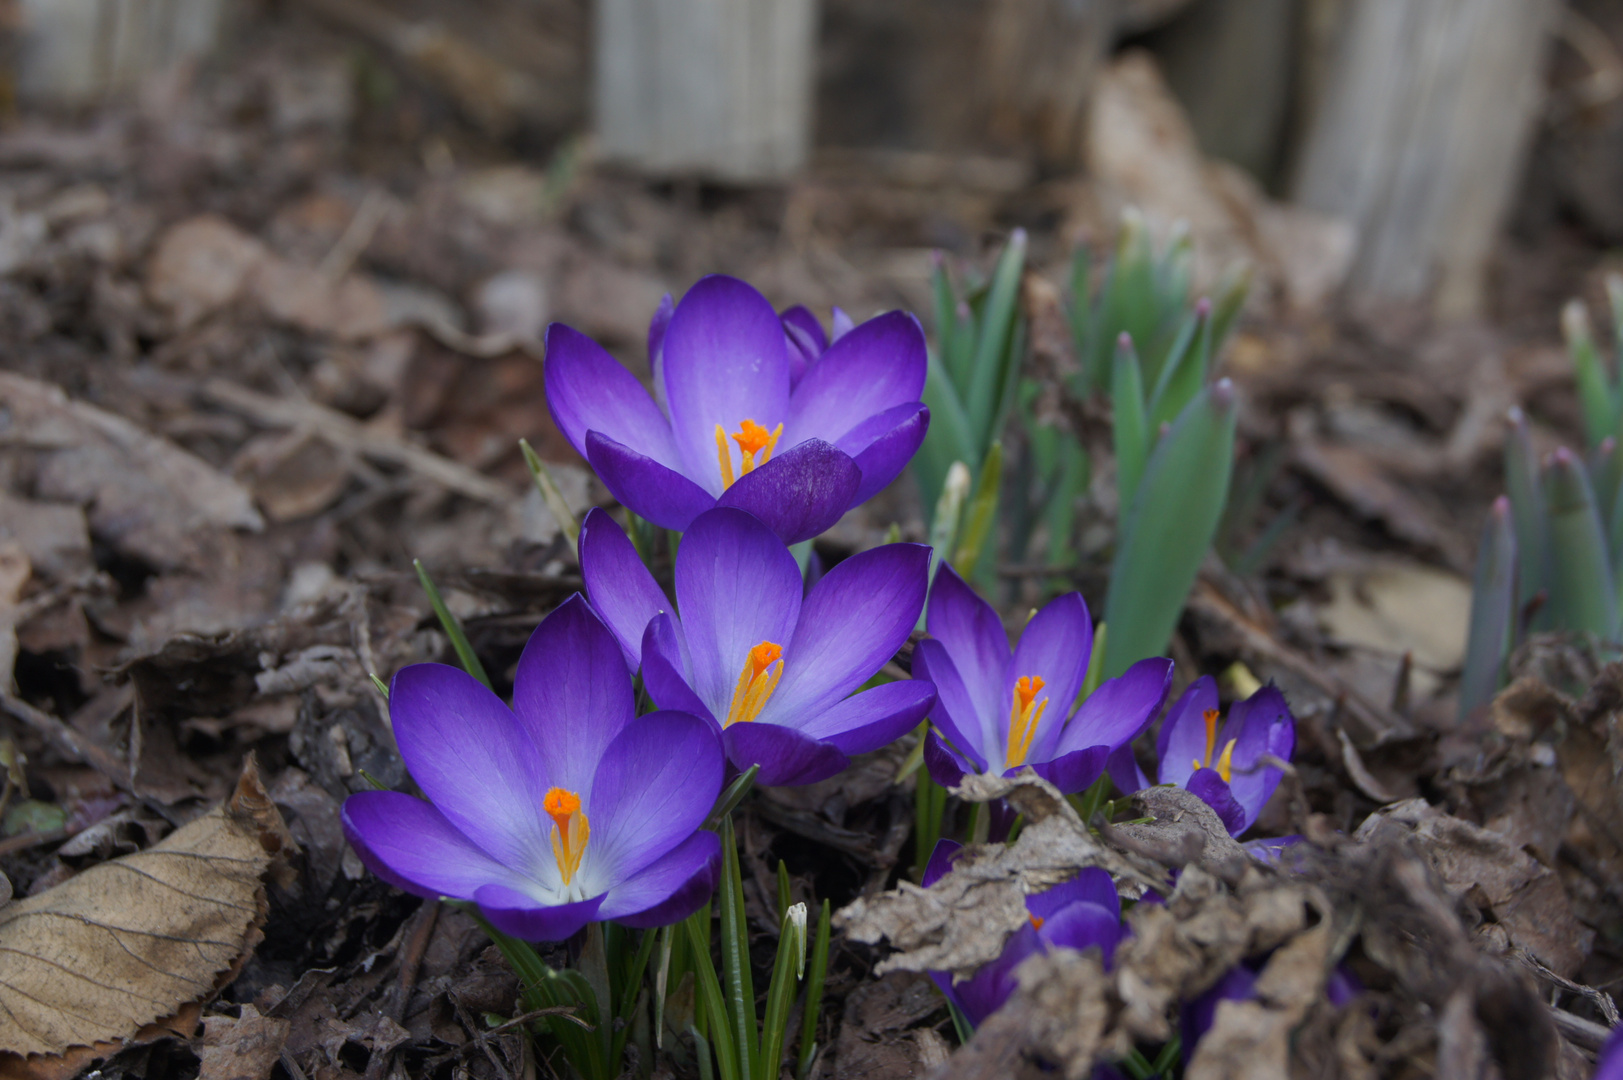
836;772;1150;979
0;756;296;1078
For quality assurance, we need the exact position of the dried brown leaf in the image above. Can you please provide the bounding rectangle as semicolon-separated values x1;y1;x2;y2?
197;1004;289;1080
0;757;295;1070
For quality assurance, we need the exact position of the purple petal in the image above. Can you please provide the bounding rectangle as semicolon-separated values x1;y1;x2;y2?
723;722;849;786
662;276;791;491
545;323;682;468
1039;901;1123;967
783;322;819;388
951;923;1043;1026
922;838;963;888
1182;965;1257;1063
796;679;936;754
512;594;636;798
715;438;861;544
342;791;531;901
924;730;971;787
844;403;931;505
1186;768;1248;835
580;507;672;670
1029;867;1119;921
1221;685;1295;829
1029;746;1109;794
831;307;855;341
588;710;724;882
784;311;927;447
674;507;803;720
1007;592;1093;765
599;830;723;927
388;663;550;872
1601;1027;1623;1080
1243;834;1304;868
763;542;930;723
911;639;989;768
474;884;606;942
585;430;717;532
1157;676;1220;788
1052;658;1173;759
648;292;675;409
641;614;715;723
780;305;828;353
1325;965;1362;1009
1105;743;1150;796
925;564;1011;755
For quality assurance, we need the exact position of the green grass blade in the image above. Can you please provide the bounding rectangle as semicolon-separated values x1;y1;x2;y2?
1111;335;1149;515
1460;497;1517;724
519;438;580;549
1505;408;1548;612
916;353;978;509
1068;244;1096;390
1102;380;1238;678
685;912;738;1080
1041;433;1088;569
1147;301;1212;434
718;818;756;1080
951;442;1003;576
1564;299;1615;450
758;904;807;1080
796;900;831;1080
965;230;1028;451
706;764;759;830
413;559;491;688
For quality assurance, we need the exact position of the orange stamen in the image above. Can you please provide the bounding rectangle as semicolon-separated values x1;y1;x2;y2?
714;419;784;489
1190;709;1236;783
1005;675;1049;767
1029;914;1045;931
544;786;589;886
725;641;784;727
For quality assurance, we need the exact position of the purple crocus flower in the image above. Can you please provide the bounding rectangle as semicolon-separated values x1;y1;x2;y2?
913;564;1173;794
923;839;1124;1027
341;596;724;941
779;304;856;386
1110;676;1295;837
546;275;930;544
1181;960;1360;1065
1596;1024;1623;1080
579;505;936;787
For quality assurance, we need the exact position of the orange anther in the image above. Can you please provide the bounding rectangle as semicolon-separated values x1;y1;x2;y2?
544;786;590;886
1029;914;1045;931
544;787;581;830
749;642;784;678
726;640;785;727
732;419;775;457
1015;675;1046;710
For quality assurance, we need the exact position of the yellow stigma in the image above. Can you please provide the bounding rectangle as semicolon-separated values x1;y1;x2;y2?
725;641;784;727
544;787;590;886
1190;708;1237;784
714;419;783;489
1005;675;1049;768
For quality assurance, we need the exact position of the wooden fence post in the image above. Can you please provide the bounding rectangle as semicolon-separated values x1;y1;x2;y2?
595;0;818;181
16;0;231;106
1291;0;1558;317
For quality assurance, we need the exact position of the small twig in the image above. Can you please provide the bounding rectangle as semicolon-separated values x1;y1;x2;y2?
0;693;131;792
320;190;389;282
202;379;512;504
1517;950;1621;1027
0;827;67;857
1550;1006;1613;1052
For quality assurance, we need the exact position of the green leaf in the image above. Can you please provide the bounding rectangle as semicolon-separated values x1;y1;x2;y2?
915;353;978;509
1040;433;1088;569
1110;336;1149;516
1543;447;1618;638
706;765;759;830
1102;381;1238;678
1146;302;1212;434
685;913;739;1080
719;818;756;1080
1504;408;1548;613
1459;497;1517;724
1564;299;1616;450
520;438;580;549
758;903;807;1080
951;442;1003;576
1068;245;1097;391
965;230;1028;451
413;559;491;688
796;900;832;1080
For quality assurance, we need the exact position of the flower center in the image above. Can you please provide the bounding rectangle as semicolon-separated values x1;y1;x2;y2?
1029;914;1045;931
713;419;784;489
1191;708;1237;784
1005;675;1049;768
544;787;590;886
725;641;784;727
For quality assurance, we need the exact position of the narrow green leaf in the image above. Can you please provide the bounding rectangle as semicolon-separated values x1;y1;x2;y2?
916;354;978;509
1207;264;1251;357
1505;408;1548;612
519;438;580;549
965;230;1027;450
691;1025;717;1080
611;928;659;1066
1068;244;1096;391
1041;433;1088;569
1111;335;1148;515
1147;300;1212;433
1102;381;1238;678
685;913;739;1080
924;462;972;631
759;903;807;1080
1077;623;1107;704
1564;299;1615;450
1543;447;1618;637
414;559;491;688
369;672;389;701
706;764;759;830
913;727;945;881
797;900;832;1080
719;817;756;1080
951;442;1003;576
1460;497;1517;725
776;860;793;927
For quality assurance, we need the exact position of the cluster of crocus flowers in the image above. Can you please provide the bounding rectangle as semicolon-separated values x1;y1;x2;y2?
342;598;725;939
913;565;1174;795
923;840;1124;1026
1108;675;1295;836
545;275;930;543
580;506;935;786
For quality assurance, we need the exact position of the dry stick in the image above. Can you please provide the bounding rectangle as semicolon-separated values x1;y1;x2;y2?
0;693;132;793
365;901;442;1080
201;379;512;504
1550;1007;1613;1052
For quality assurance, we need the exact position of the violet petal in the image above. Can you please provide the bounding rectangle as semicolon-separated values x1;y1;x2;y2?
922;838;963;888
585;430;717;532
1052;658;1173;759
641;614;715;724
714;438;862;544
923;729;971;788
475;884;606;942
722;722;849;787
1186;767;1248;835
911;638;989;769
342;790;530;902
599;830;723;926
544;322;682;468
1007;591;1093;764
843;402;931;505
925;564;1011;753
580;507;672;670
1029;746;1110;794
784;311;927;447
588;709;724;882
797;679;937;755
1157;675;1220;788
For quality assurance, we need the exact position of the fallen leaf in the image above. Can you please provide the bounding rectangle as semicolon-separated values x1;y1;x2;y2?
146;216;268;331
0;371;264;571
0;756;296;1075
197;1004;289;1080
0;493;91;582
1317;560;1472;676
